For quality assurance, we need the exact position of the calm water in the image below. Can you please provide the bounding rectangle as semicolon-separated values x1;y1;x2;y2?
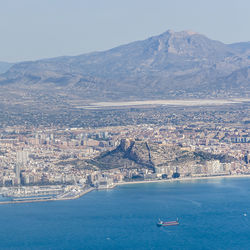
1;178;250;250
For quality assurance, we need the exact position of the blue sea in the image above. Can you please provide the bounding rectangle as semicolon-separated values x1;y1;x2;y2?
1;178;250;250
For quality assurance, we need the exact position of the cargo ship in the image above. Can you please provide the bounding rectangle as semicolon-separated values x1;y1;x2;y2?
157;218;179;227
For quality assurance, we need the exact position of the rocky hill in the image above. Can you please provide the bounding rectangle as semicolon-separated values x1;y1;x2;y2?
89;139;234;174
0;30;249;104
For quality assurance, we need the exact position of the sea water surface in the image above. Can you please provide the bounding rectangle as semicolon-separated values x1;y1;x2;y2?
0;178;250;249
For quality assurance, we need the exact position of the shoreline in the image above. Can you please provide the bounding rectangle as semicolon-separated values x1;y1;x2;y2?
116;174;250;186
1;174;250;205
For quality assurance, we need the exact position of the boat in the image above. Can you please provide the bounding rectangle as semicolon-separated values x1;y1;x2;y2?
157;218;179;227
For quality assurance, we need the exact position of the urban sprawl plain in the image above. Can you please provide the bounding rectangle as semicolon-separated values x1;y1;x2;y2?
0;101;249;203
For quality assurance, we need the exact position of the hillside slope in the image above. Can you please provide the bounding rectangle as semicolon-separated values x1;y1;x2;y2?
89;139;234;175
0;30;249;102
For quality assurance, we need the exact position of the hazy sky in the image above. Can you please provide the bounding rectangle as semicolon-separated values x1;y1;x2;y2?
1;0;250;62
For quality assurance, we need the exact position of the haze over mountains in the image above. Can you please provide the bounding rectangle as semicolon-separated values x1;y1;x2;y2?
0;62;13;74
0;30;250;104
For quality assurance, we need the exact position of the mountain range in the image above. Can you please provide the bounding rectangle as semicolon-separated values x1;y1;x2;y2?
0;30;250;103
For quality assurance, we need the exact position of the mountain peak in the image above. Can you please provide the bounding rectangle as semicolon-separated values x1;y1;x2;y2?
184;30;198;36
162;29;198;37
155;29;225;57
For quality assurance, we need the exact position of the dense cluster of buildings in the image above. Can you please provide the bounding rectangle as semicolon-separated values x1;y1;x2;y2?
0;121;249;192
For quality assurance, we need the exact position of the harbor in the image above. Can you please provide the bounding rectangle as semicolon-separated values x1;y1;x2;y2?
0;185;95;204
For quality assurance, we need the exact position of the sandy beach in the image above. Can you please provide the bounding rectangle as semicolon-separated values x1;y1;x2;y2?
116;174;250;186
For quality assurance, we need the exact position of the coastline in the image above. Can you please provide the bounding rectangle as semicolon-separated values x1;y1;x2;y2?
116;174;250;186
1;174;250;205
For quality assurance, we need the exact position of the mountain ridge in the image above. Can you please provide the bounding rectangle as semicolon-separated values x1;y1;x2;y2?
0;30;249;102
